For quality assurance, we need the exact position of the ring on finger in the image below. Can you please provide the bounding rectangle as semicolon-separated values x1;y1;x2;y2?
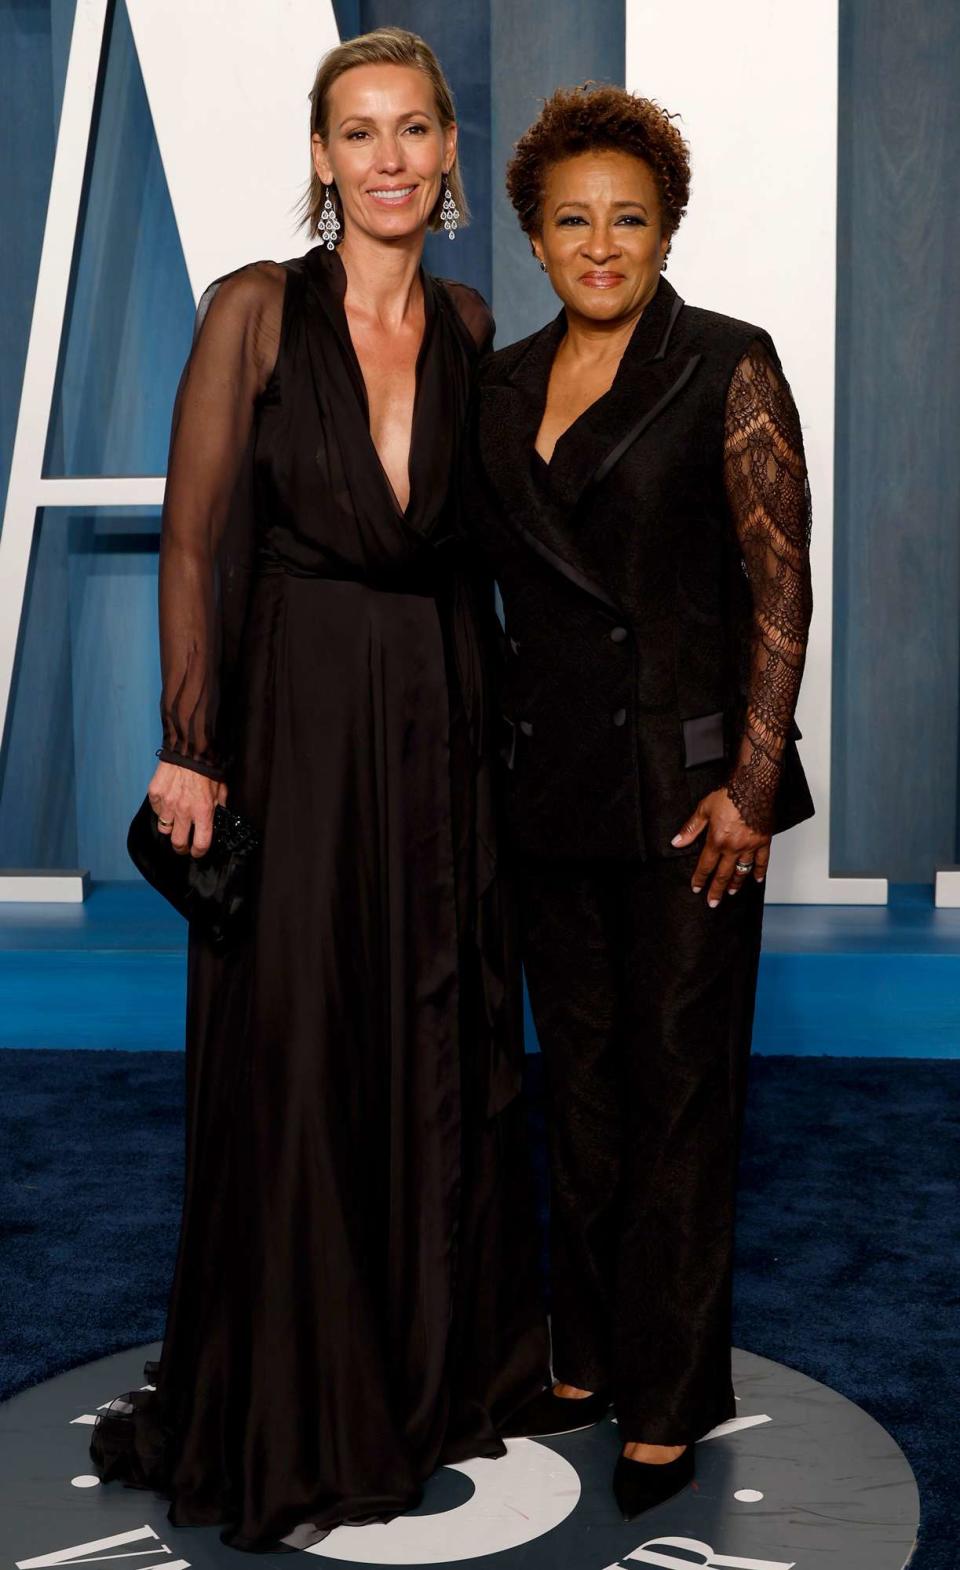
735;860;754;874
157;816;174;827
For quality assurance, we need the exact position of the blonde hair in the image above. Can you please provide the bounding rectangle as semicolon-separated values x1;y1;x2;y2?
302;27;468;238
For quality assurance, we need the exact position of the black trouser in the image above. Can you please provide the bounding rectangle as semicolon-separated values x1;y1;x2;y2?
519;851;765;1445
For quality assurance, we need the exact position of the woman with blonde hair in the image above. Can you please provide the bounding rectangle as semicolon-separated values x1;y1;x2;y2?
91;29;548;1551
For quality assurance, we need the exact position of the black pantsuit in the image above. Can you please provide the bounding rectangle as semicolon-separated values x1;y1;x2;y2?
520;852;764;1442
466;276;813;1443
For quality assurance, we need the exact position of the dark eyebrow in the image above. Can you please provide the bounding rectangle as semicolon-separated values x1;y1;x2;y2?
554;199;650;215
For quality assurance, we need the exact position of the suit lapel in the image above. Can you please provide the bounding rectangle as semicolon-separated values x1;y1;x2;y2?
546;280;698;511
477;314;622;609
584;350;702;495
477;278;700;611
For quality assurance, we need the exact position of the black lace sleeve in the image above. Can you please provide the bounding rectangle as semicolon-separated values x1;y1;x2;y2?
722;338;813;833
156;263;284;779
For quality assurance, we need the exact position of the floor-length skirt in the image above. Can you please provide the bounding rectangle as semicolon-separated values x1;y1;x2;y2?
92;571;549;1549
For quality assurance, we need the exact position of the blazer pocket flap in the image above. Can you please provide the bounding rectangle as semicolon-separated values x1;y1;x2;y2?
683;710;726;768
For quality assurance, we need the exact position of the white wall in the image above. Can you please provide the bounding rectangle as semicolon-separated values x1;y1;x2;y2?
127;0;337;300
627;0;884;903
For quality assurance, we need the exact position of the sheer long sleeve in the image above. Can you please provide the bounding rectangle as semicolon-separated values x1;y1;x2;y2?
157;263;284;779
722;339;813;833
439;278;495;357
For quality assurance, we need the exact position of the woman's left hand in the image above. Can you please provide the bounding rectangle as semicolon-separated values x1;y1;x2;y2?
671;788;771;905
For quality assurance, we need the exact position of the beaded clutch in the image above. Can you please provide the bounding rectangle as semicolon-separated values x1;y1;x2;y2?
127;795;260;951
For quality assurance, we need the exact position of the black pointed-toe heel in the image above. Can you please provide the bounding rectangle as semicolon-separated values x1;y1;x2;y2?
613;1445;695;1520
501;1385;612;1439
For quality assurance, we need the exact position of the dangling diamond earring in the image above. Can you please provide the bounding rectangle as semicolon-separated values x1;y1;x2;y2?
318;185;341;250
440;174;460;240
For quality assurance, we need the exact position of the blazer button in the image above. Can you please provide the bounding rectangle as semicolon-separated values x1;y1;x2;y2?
612;708;627;727
610;626;628;643
519;720;534;736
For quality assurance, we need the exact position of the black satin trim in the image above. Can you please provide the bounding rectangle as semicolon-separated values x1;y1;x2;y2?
682;710;727;767
652;292;686;360
588;354;702;492
512;520;621;611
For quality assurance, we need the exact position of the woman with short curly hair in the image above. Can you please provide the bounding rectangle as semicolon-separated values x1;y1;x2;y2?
467;84;813;1517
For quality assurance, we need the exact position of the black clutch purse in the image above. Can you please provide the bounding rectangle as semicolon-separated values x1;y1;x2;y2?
127;795;260;951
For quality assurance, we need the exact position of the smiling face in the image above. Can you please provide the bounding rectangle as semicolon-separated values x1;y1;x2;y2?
313;63;456;246
532;149;670;325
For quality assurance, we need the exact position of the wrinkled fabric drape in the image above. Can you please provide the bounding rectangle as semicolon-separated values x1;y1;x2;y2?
92;248;549;1551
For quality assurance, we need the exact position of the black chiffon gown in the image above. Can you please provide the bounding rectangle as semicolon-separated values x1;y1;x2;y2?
90;246;550;1551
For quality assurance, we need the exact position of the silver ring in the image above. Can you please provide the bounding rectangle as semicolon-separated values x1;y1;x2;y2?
735;860;754;874
157;816;174;827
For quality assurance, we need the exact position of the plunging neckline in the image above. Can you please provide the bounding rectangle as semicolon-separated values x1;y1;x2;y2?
533;308;646;470
300;244;465;548
330;254;436;521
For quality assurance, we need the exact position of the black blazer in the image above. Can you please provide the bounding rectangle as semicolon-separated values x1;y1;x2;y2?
467;277;814;862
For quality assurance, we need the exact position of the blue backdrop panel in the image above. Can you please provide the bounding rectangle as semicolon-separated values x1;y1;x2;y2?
47;0;194;478
0;0;60;525
0;511;78;870
336;0;493;303
490;0;624;347
0;0;74;871
0;0;194;878
832;0;960;881
67;513;163;877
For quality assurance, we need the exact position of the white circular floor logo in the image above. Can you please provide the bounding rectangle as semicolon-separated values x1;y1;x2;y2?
0;1346;918;1570
308;1443;580;1562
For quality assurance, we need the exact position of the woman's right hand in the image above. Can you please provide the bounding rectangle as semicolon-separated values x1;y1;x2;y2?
147;761;227;858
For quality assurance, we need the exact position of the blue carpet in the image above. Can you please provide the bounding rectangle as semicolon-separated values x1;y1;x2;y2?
0;1049;956;1567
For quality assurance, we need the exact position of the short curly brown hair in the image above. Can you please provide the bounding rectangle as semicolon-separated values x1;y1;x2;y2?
506;83;690;245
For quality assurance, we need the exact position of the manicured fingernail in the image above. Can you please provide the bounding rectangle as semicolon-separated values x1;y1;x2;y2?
757;874;766;882
729;887;739;896
708;898;720;908
671;834;682;846
692;885;702;894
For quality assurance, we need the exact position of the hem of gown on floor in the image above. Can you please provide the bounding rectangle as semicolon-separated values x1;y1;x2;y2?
89;1359;537;1554
96;251;553;1555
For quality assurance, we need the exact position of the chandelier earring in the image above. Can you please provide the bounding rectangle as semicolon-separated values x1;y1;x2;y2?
440;174;460;240
318;185;341;250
